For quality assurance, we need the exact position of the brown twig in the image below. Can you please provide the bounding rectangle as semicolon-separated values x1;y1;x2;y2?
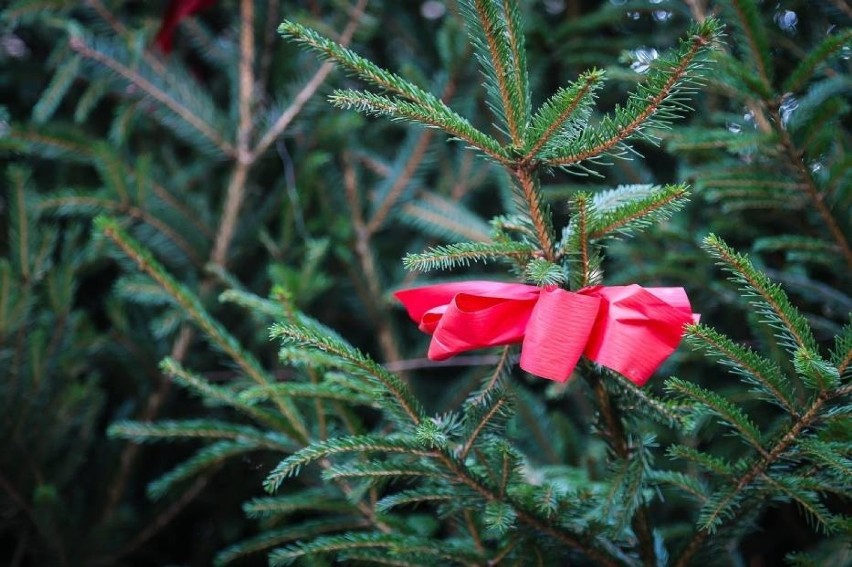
769;105;852;268
250;0;368;161
590;373;656;567
210;0;256;266
341;153;405;366
513;165;555;260
85;0;168;76
99;467;214;565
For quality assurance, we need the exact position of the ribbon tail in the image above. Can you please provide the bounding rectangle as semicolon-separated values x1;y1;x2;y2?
519;288;601;382
584;285;696;386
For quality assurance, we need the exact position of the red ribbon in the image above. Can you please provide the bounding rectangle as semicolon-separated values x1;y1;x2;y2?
154;0;216;53
395;282;698;386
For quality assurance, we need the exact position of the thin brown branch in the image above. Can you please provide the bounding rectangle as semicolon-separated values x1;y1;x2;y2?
99;466;213;565
682;0;708;22
211;160;250;266
464;509;486;556
85;0;168;76
472;0;522;145
68;37;235;156
13;173;29;281
250;0;368;160
437;452;622;567
513;165;555;260
367;130;435;234
590;373;656;567
210;0;255;266
341;153;404;366
770;107;852;268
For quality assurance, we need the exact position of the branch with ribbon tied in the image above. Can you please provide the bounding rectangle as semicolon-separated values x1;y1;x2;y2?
395;281;699;386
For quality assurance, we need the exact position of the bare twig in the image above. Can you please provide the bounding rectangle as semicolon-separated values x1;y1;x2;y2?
210;0;256;266
99;468;215;565
250;0;368;160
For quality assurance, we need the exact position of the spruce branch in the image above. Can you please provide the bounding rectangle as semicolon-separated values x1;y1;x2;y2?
277;20;421;99
330;90;506;161
525;69;603;159
321;461;443;483
769;103;852;268
402;241;535;272
160;357;292;431
263;435;431;492
459;388;513;460
214;518;369;567
725;0;774;92
673;382;852;567
243;490;354;519
783;28;852;93
432;449;626;567
269;323;424;426
666;378;768;457
95;216;310;443
666;445;739;480
67;36;235;156
589;184;690;240
587;371;656;567
268;533;483;567
544;19;721;168
500;0;531;138
146;441;258;500
462;0;529;146
685;324;799;417
108;419;295;451
604;371;689;429
702;234;818;354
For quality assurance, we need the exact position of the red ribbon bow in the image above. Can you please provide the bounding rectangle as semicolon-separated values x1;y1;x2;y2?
155;0;216;54
395;281;698;386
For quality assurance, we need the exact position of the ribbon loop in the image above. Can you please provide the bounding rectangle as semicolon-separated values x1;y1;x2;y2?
395;281;697;386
